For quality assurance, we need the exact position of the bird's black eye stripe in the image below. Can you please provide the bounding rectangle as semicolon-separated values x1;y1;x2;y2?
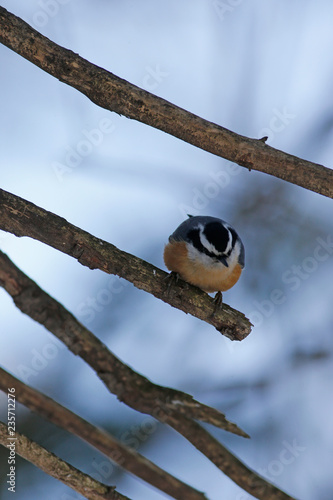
203;222;230;254
187;228;206;254
187;228;219;260
187;222;233;261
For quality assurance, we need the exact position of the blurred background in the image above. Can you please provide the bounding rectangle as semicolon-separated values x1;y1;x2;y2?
0;1;333;499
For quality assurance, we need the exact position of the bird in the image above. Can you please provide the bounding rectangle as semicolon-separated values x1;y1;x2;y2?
163;215;245;306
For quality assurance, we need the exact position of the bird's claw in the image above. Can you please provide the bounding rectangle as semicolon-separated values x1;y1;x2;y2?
164;271;180;297
213;291;223;312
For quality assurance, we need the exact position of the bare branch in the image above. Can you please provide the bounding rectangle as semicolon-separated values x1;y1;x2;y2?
163;412;296;500
0;248;247;437
0;7;301;499
0;188;252;341
0;367;296;500
0;369;207;500
0;421;130;500
0;7;332;198
0;251;296;499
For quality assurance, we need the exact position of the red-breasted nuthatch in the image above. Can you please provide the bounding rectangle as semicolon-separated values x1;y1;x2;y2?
164;215;245;305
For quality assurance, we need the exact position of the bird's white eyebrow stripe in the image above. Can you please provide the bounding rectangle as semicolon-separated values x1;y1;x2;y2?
199;229;220;255
224;227;233;254
198;222;233;256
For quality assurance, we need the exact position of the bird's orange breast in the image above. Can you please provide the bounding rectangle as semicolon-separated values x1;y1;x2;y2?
163;240;242;293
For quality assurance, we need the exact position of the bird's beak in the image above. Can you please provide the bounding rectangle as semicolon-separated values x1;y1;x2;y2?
219;256;229;267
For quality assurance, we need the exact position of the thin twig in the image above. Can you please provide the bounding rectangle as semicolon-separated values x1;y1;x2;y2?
0;421;130;500
0;6;332;198
0;188;252;341
0;369;207;500
0;251;297;500
163;412;296;500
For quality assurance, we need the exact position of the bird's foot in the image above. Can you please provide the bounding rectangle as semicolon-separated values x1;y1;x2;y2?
164;271;180;297
213;291;223;312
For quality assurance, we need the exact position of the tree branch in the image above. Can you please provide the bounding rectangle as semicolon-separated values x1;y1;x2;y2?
0;7;301;499
0;250;296;500
0;188;252;341
0;370;207;500
0;6;332;198
162;412;296;500
0;249;247;437
0;422;131;500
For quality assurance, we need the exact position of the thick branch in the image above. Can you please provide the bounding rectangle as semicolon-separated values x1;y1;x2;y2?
0;369;206;500
0;188;252;341
0;7;332;198
0;251;296;500
0;249;247;438
0;421;130;500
